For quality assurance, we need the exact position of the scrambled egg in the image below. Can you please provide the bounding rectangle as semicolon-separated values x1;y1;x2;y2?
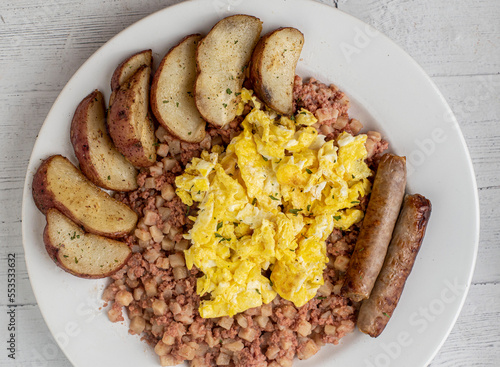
176;89;372;318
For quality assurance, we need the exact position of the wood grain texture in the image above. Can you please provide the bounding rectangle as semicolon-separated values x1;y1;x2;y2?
1;0;499;366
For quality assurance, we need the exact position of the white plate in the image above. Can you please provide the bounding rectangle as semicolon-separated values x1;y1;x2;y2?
22;0;479;366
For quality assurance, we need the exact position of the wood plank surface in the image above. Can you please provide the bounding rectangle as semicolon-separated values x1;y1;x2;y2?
0;0;498;366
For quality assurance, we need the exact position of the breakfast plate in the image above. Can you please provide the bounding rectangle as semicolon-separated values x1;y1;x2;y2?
21;0;479;366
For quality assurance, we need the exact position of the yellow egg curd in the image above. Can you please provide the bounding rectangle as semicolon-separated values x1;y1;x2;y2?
175;89;372;318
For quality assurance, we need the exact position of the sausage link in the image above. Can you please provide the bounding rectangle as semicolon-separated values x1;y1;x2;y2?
357;194;431;337
342;153;406;302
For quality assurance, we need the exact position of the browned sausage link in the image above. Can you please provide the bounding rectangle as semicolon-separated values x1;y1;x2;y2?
357;194;432;337
342;153;406;302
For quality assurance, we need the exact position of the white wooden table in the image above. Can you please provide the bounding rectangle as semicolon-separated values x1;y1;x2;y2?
1;0;499;366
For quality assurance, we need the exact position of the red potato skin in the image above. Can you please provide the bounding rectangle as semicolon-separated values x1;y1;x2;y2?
32;155;62;215
70;90;97;184
357;194;432;337
42;223;132;279
342;153;407;302
31;155;137;238
249;27;303;116
70;90;138;191
71;90;131;191
107;65;156;168
111;49;152;92
249;30;273;108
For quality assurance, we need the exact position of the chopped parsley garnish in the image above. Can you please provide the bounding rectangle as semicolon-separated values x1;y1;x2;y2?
255;289;261;295
317;296;326;300
107;175;110;180
226;88;232;95
217;222;223;231
74;257;78;264
333;215;341;221
352;174;355;179
162;100;169;103
262;155;268;161
176;102;179;107
252;198;257;205
269;280;274;287
383;312;390;318
186;205;191;215
235;92;241;96
305;168;312;174
351;200;360;204
307;204;311;211
215;233;230;242
289;208;303;215
269;195;279;201
222;103;228;108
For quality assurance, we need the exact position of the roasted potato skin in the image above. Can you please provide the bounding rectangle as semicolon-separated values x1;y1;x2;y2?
250;33;272;107
43;209;132;279
107;65;157;168
32;155;59;215
70;90;138;191
32;155;138;238
111;49;153;92
250;27;304;115
109;49;152;107
70;90;94;180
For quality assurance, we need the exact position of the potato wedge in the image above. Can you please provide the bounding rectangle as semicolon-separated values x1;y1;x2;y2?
70;90;138;191
108;65;157;167
44;209;131;279
250;27;304;115
32;155;138;238
111;49;152;92
195;15;262;127
151;34;206;143
109;49;152;106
